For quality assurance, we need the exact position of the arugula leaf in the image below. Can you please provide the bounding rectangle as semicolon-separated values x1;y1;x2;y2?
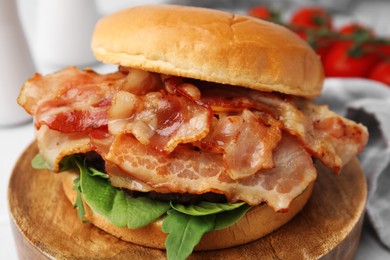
31;153;78;171
59;155;78;171
88;167;109;178
171;201;246;216
214;204;251;230
31;154;50;170
72;177;88;223
162;209;215;260
77;161;170;229
33;153;252;260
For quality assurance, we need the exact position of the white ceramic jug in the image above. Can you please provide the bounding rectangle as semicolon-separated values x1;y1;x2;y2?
35;0;99;69
0;0;36;126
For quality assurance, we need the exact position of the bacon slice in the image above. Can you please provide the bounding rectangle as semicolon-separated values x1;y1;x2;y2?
297;99;368;170
106;162;155;193
196;110;282;180
89;126;115;158
36;125;92;171
22;67;124;133
18;67;164;134
199;86;368;174
22;67;368;211
18;66;126;115
118;66;164;95
106;134;317;211
108;90;212;153
35;97;110;133
200;84;271;113
250;92;368;173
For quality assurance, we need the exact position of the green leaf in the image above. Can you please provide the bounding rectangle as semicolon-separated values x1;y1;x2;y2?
72;177;88;223
214;204;251;230
34;152;252;260
88;167;109;179
77;161;170;229
31;154;50;170
59;155;79;171
162;209;215;260
170;201;246;216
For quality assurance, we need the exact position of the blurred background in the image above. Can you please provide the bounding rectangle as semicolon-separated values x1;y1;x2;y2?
3;0;386;126
15;0;390;74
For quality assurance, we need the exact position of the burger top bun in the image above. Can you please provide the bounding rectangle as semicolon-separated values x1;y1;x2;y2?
91;5;324;98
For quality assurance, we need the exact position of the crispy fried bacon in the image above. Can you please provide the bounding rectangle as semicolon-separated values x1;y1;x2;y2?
19;67;163;133
200;84;272;113
196;110;282;180
108;90;212;153
18;66;126;115
18;67;368;210
250;92;368;173
36;125;92;172
105;134;316;211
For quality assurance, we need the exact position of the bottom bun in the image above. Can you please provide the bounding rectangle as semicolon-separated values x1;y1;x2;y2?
61;171;314;251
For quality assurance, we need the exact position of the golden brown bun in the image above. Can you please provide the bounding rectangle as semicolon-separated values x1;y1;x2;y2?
91;5;324;98
60;171;314;250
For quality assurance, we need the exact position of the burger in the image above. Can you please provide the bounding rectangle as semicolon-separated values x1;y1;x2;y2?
17;5;368;260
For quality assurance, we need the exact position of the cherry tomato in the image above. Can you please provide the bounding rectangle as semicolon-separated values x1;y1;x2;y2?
293;29;308;41
248;6;272;20
324;41;380;77
290;7;332;29
339;23;374;37
369;61;390;86
316;35;341;62
314;40;333;62
291;28;336;62
376;43;390;59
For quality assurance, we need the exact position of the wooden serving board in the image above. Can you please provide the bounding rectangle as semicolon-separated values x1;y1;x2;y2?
8;142;367;259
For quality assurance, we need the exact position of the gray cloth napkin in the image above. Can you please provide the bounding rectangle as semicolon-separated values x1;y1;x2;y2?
317;78;390;249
